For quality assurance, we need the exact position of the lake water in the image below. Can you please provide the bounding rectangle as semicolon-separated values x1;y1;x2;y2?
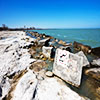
32;29;100;48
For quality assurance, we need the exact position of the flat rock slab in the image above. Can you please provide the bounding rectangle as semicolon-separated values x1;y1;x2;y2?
53;48;83;87
35;77;87;100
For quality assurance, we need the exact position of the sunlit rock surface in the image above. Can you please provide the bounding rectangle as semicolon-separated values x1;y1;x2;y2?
53;48;83;86
42;46;53;58
0;31;36;99
91;58;100;67
76;51;89;67
0;31;92;100
12;70;38;100
34;77;86;100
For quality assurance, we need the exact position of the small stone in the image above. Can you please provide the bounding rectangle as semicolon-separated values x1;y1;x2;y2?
49;58;54;61
45;71;53;77
58;40;66;45
42;57;47;61
40;55;44;59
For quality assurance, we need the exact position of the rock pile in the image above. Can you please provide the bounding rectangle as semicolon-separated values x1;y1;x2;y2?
1;30;99;100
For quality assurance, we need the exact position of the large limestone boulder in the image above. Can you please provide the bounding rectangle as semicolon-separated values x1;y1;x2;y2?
76;51;89;67
34;77;87;100
42;46;53;58
53;48;83;87
12;70;38;100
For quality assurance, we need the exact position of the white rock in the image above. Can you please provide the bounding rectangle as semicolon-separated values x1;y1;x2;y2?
45;71;53;77
12;70;38;100
76;51;89;67
0;31;36;99
91;58;100;66
35;77;86;100
53;48;83;87
42;46;53;58
0;77;11;99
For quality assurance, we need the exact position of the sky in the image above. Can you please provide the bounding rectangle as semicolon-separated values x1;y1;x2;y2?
0;0;100;28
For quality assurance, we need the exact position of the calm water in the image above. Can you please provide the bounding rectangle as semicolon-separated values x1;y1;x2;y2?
33;29;100;48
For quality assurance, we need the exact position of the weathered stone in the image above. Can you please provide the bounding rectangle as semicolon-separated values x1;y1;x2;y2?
73;41;91;54
0;77;11;99
36;69;46;80
34;77;87;100
38;38;50;46
58;40;66;45
91;47;100;57
82;77;100;100
53;48;83;87
3;70;27;100
42;46;53;58
76;51;89;67
45;71;53;77
0;31;36;99
91;58;100;67
12;70;38;100
85;68;100;81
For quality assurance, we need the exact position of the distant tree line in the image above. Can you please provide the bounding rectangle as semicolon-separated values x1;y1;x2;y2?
0;24;42;31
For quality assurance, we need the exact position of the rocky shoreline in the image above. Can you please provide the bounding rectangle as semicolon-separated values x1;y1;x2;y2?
0;31;100;100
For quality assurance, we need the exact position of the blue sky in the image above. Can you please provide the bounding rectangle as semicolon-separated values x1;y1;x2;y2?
0;0;100;28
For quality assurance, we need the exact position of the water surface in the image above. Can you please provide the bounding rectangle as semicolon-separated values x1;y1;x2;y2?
33;29;100;48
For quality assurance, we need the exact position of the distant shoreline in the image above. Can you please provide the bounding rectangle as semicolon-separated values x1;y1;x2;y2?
0;27;100;31
0;27;42;31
